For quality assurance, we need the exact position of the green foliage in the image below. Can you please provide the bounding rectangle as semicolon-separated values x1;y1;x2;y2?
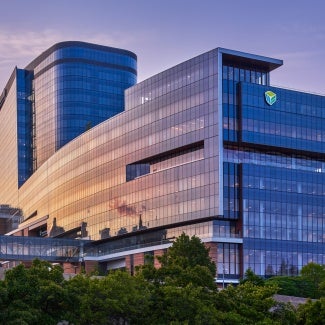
300;262;325;298
267;263;325;299
296;297;325;324
79;271;151;325
0;259;69;324
62;273;92;323
3;240;322;324
214;282;282;324
139;233;217;290
270;302;297;325
154;284;219;325
240;268;265;286
318;280;325;297
265;276;314;298
136;233;219;323
214;282;297;324
160;233;216;276
300;262;325;280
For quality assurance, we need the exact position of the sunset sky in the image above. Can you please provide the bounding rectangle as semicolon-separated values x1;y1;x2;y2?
1;0;324;94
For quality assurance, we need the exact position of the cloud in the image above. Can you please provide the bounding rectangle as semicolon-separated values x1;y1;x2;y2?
0;26;152;64
270;49;325;94
0;29;61;88
0;27;148;89
0;29;61;63
273;50;324;60
0;24;156;61
0;28;132;67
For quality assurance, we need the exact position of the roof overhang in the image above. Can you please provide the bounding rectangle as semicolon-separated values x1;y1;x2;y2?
219;48;283;72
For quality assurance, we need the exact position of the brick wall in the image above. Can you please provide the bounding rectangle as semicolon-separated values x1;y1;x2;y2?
62;262;78;274
133;253;144;267
84;260;98;274
154;249;165;268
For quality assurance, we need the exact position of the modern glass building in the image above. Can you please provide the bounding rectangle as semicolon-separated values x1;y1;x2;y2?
0;41;137;188
0;43;324;281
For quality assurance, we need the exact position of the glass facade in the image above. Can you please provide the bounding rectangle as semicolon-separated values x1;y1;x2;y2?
16;69;34;186
28;42;137;169
223;55;325;278
18;48;221;244
240;83;325;153
0;41;137;191
0;235;82;262
0;44;324;280
0;70;20;207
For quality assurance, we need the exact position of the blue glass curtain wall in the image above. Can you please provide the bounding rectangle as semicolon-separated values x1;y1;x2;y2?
240;83;325;153
16;69;34;186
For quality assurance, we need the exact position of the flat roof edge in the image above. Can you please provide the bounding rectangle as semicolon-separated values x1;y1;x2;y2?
25;41;137;71
219;48;283;72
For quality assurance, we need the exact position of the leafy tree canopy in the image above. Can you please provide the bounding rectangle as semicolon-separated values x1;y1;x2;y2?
240;268;265;286
215;282;296;325
300;262;325;299
266;276;314;298
296;297;325;325
139;233;216;290
2;240;320;324
1;259;69;324
160;233;216;275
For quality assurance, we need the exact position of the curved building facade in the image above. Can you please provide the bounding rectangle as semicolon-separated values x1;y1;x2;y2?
27;41;137;169
0;41;137;190
0;41;136;231
1;44;325;281
18;48;219;242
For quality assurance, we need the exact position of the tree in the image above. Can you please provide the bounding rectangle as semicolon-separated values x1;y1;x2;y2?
161;233;216;276
265;276;314;298
240;268;265;286
152;284;219;325
214;282;296;324
61;273;92;324
270;302;297;325
296;297;325;324
87;271;150;324
137;233;218;323
318;280;325;297
63;271;151;325
140;233;217;290
0;245;301;324
264;263;325;299
300;262;325;298
0;259;70;324
137;233;297;324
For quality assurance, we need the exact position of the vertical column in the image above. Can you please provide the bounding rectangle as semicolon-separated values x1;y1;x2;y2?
84;261;98;274
298;253;303;272
242;199;247;237
205;242;218;276
259;201;264;238
298;205;302;241
260;251;265;276
62;262;78;274
125;255;133;274
133;253;144;267
154;249;165;269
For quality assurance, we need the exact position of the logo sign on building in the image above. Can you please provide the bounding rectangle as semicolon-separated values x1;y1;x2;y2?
264;91;277;106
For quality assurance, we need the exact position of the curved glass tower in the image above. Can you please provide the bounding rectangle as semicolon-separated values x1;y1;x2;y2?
25;41;137;171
